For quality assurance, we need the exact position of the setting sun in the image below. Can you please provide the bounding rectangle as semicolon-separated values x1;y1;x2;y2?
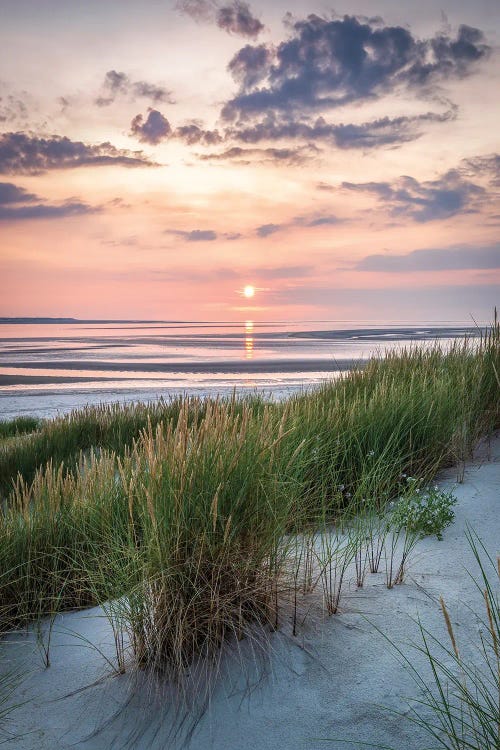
243;285;255;299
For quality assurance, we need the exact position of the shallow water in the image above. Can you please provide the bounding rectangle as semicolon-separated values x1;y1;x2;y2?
0;319;482;419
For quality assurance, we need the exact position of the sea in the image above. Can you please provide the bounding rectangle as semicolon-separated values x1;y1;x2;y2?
0;319;483;420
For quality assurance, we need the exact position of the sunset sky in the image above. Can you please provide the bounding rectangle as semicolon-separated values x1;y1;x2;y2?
0;0;499;322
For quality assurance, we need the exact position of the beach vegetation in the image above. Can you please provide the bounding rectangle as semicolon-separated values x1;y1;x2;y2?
0;318;498;687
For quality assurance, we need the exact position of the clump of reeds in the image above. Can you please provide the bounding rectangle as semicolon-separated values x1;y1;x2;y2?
0;416;41;441
112;402;307;679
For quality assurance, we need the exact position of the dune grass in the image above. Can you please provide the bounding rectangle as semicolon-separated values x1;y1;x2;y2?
0;319;498;685
0;416;41;442
0;395;269;496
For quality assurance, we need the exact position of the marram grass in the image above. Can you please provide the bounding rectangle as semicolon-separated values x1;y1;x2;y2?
0;318;498;685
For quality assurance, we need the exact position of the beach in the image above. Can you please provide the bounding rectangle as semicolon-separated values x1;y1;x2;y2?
0;321;498;750
1;432;498;749
0;320;481;419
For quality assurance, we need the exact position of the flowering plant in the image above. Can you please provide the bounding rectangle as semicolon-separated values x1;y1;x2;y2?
390;481;457;540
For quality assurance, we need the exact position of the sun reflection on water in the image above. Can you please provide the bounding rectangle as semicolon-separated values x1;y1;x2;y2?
244;320;254;359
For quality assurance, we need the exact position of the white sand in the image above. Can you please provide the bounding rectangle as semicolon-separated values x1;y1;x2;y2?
1;434;499;749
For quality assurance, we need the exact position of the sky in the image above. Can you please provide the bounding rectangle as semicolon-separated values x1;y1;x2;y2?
0;0;499;322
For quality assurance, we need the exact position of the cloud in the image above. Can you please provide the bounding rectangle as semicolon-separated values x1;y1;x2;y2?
0;132;155;174
197;144;319;165
186;229;217;241
353;243;500;272
130;112;222;146
225;109;456;149
0;93;29;124
0;181;98;221
174;124;222;145
256;212;342;237
228;44;273;88
95;70;174;107
0;201;98;221
216;1;264;38
256;223;281;237
164;213;342;243
222;16;489;121
175;0;214;22
130;109;172;145
176;0;264;38
461;153;500;186
342;169;485;222
166;229;218;241
297;215;340;227
0;182;37;204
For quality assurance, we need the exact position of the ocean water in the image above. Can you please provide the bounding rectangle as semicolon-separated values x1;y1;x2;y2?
0;319;481;420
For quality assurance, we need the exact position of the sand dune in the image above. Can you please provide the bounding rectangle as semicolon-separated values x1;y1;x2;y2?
1;434;498;749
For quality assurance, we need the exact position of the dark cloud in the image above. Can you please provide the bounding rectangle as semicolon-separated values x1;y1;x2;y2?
197;144;319;165
0;182;37;204
129;112;222;147
222;16;489;121
255;213;342;237
0;201;98;221
461;153;500;186
225;109;456;149
102;70;128;95
256;223;281;237
0;132;155;174
95;70;174;107
174;124;222;146
353;243;500;272
216;1;264;38
130;109;172;145
342;170;485;222
0;181;98;221
166;229;219;242
176;0;264;38
164;213;342;243
186;229;218;241
297;214;340;227
133;80;173;103
228;44;273;88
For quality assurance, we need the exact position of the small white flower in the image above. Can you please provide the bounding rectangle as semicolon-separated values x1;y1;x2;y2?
339;484;345;491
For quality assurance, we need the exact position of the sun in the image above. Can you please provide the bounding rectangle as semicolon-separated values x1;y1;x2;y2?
243;285;255;298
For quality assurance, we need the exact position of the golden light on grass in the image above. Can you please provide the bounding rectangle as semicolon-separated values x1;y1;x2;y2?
243;285;255;298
